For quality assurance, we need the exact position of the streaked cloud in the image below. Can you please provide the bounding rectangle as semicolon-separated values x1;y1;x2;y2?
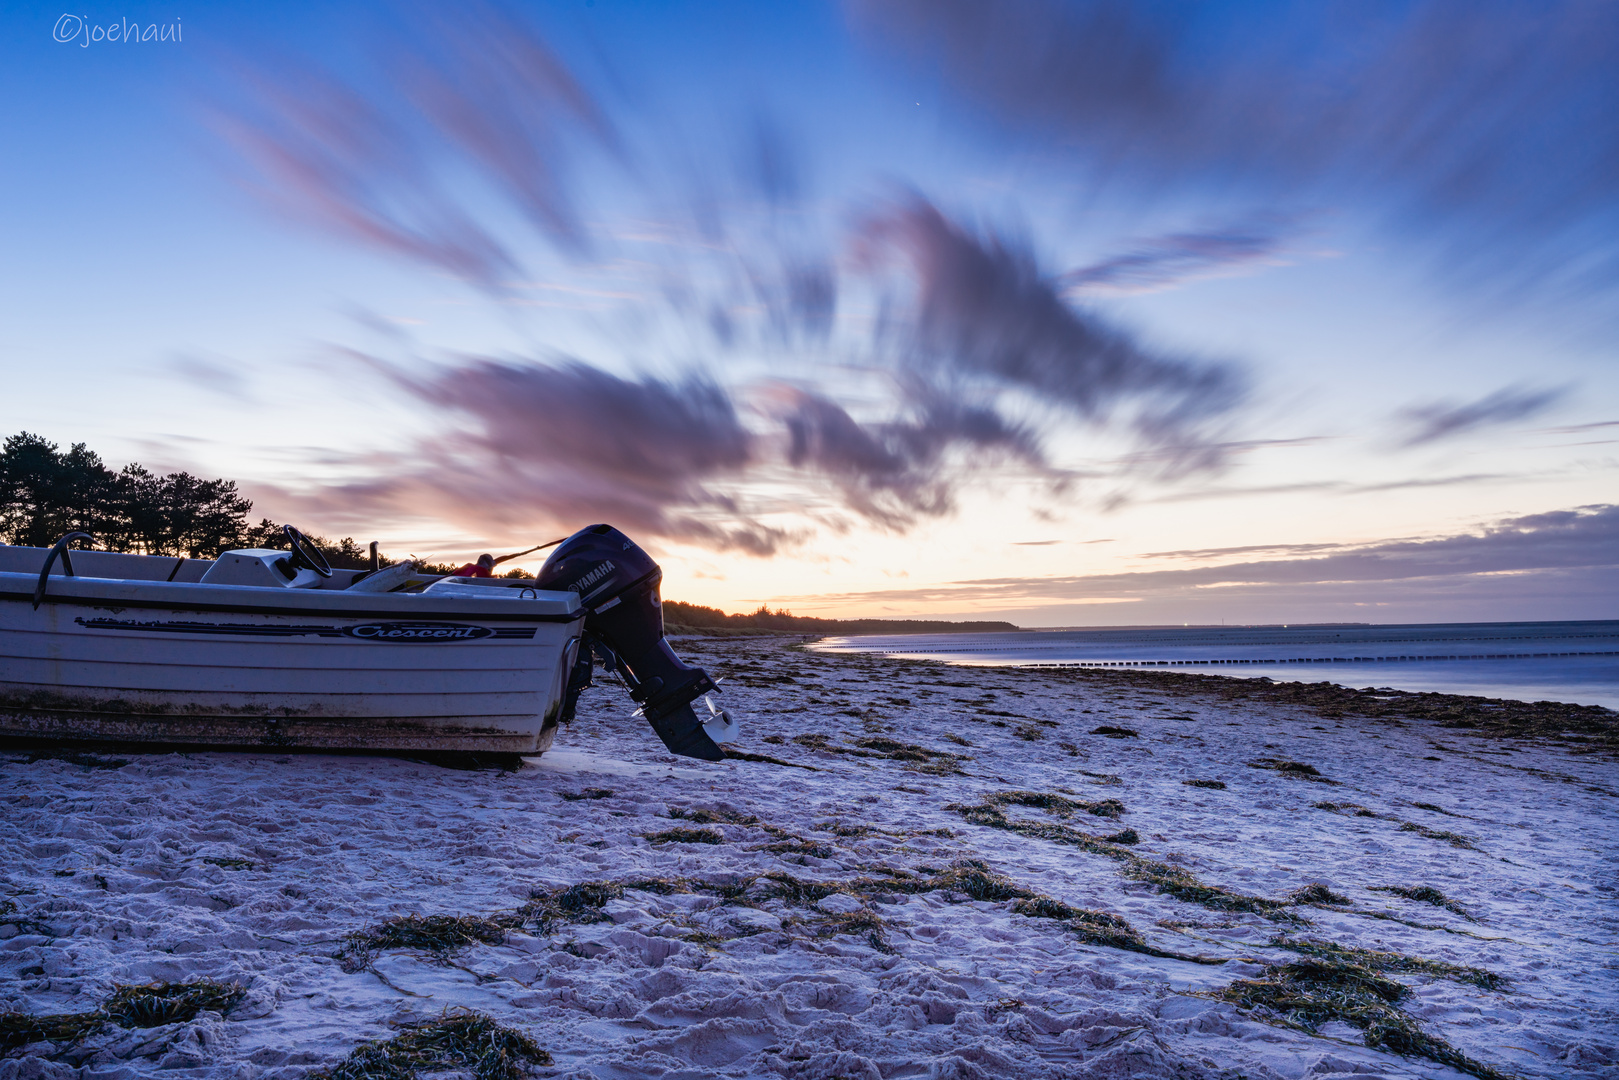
777;386;1047;528
857;195;1246;470
1398;385;1568;447
1060;222;1294;296
302;357;783;555
848;0;1619;304
211;14;1252;554
215;4;613;288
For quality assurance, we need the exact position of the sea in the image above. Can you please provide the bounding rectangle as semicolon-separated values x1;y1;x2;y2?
811;620;1619;710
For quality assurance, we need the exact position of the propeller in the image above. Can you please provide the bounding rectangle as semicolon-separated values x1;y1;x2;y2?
700;693;741;744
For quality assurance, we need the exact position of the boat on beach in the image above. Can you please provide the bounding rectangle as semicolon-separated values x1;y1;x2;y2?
0;524;737;759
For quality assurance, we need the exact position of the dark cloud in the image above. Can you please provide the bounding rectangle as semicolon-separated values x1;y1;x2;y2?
297;357;1053;550
849;0;1619;302
1399;386;1567;447
1060;223;1292;295
789;503;1619;619
216;4;612;288
778;387;1045;527
857;196;1246;468
365;358;784;555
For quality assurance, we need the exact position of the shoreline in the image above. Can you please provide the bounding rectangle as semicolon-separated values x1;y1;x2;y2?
806;619;1619;713
785;635;1619;753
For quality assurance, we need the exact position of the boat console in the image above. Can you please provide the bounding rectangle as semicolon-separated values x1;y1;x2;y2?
199;549;327;589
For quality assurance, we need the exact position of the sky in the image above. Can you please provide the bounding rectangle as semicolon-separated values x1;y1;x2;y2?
1;0;1616;626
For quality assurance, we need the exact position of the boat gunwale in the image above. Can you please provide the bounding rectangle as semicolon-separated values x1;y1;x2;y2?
0;573;585;623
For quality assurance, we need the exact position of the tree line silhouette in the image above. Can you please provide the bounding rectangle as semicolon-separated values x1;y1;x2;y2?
0;432;386;567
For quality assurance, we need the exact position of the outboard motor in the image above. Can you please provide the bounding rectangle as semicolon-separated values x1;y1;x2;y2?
535;524;731;761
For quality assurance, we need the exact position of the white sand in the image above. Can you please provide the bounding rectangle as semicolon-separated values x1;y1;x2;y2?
2;638;1615;1079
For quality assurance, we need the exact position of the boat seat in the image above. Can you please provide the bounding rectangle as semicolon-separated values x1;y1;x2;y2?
346;559;418;593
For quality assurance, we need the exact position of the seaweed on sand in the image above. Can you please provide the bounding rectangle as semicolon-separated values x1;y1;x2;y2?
1;1010;104;1053
816;821;876;837
1119;857;1297;918
1369;885;1475;920
764;860;1219;963
1214;957;1514;1080
979;790;1125;818
312;1009;551;1080
1183;779;1226;789
946;801;1134;858
1281;938;1502;989
101;979;246;1027
557;787;614;801
807;908;894;953
947;800;1304;919
1249;758;1338;784
853;737;967;774
669;807;758;826
343;855;1224;968
1409;801;1467;817
1312;803;1478;849
3;979;246;1054
1285;884;1350;906
337;915;509;973
1396;822;1477;849
1007;896;1223;964
203;856;255;870
515;882;626;934
1313;800;1379;817
762;836;838;859
668;806;861;858
908;860;1030;903
644;826;724;845
787;733;965;773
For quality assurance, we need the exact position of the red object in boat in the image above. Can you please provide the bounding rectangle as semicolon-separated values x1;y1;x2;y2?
452;554;495;578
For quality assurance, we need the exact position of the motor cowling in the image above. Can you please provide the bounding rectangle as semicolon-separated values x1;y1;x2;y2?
535;524;727;761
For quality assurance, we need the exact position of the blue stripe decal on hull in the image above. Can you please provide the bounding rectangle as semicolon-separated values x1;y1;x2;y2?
72;617;535;641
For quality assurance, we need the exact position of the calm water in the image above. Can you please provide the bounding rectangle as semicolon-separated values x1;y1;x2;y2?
812;620;1619;709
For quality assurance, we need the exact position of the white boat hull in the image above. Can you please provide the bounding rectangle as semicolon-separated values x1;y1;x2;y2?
0;549;586;752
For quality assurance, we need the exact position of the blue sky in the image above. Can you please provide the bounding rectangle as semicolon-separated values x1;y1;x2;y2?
2;1;1615;625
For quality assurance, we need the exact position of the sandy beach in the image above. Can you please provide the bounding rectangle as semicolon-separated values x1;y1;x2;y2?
2;637;1615;1080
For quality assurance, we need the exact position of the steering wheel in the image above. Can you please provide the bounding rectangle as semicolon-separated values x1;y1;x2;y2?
283;524;333;578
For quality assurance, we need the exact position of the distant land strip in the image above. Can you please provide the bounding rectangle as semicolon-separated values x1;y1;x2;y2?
661;600;1020;637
